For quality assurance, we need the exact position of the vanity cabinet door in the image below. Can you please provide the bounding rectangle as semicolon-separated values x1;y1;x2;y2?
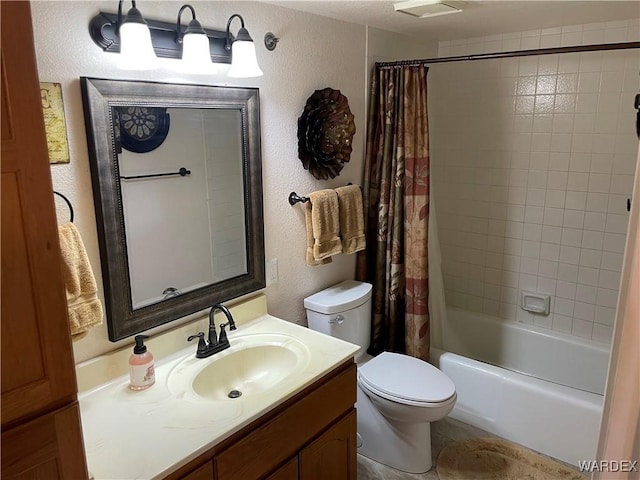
180;461;213;480
299;410;357;480
265;458;298;480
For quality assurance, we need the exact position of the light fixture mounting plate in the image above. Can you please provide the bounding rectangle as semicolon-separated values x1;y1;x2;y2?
393;0;465;18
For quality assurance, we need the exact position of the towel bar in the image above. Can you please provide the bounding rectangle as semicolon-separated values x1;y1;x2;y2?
53;191;74;223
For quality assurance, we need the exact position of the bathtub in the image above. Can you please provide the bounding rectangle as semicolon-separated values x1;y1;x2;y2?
431;307;610;467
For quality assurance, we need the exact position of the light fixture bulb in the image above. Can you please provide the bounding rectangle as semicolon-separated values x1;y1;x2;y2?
118;8;157;70
228;40;263;78
180;32;216;74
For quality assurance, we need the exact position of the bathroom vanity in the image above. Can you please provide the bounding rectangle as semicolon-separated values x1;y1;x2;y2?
77;295;359;480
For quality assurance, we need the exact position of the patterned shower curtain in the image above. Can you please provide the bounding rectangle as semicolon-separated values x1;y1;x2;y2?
356;64;430;361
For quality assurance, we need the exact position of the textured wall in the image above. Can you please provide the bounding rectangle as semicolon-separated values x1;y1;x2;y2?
33;0;370;362
430;20;639;343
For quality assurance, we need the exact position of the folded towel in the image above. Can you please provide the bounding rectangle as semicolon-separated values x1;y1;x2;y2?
305;202;332;266
308;189;343;262
335;185;366;254
58;222;103;340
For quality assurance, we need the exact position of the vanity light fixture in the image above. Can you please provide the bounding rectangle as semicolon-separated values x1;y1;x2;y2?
117;0;157;70
225;14;264;78
176;4;215;74
90;2;269;77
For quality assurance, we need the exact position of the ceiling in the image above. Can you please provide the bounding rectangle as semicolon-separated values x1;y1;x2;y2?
265;1;640;44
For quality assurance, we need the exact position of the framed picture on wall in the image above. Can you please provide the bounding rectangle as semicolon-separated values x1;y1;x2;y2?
40;82;70;164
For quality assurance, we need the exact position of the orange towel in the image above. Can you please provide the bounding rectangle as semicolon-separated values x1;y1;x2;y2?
335;185;366;254
58;222;103;339
306;189;343;264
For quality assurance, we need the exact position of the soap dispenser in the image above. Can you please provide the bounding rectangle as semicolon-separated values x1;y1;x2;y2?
129;335;155;391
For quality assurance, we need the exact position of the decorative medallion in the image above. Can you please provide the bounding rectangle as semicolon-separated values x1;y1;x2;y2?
116;106;171;153
297;88;356;180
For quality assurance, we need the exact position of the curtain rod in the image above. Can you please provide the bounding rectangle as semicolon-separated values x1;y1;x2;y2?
376;41;640;68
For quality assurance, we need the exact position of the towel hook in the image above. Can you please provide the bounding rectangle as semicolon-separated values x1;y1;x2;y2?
53;191;74;223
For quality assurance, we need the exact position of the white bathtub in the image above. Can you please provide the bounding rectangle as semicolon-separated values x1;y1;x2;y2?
431;307;610;467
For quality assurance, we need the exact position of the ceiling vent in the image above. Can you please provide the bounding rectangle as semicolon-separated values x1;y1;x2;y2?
394;0;465;18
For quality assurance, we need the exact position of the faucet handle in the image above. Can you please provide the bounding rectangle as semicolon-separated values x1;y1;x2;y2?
187;332;207;356
218;323;229;344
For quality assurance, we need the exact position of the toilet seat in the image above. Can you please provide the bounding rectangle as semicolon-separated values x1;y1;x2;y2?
358;351;455;405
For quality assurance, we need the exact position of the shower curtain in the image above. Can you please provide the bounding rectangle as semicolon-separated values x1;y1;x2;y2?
356;64;431;361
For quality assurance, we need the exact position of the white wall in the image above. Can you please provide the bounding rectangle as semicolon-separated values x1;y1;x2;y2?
430;20;640;343
33;0;368;362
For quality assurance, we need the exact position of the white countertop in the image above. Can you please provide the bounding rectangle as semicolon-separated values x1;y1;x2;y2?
78;298;359;480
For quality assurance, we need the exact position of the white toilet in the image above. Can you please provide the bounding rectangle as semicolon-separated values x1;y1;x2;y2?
304;280;456;473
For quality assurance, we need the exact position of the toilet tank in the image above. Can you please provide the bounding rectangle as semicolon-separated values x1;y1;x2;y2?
304;280;372;360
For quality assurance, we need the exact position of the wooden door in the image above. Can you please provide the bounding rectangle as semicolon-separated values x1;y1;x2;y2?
265;458;299;480
299;411;357;480
1;1;77;427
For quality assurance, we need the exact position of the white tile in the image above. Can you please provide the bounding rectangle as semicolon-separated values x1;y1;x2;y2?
504;238;523;256
541;225;562;244
571;318;594;339
555;297;575;316
607;194;628;214
588;173;612;193
598;269;621;290
526;188;546;206
574;302;595;322
540;242;560;261
576;284;597;304
522;240;541;258
500;302;518;319
552;114;574;133
580;248;602;268
531;132;552;151
559;245;581;265
567;172;589;191
601;251;624;272
558;53;580;73
595;305;617;326
545;190;566;208
600;71;624;92
612;155;637;175
537;276;557;294
586;193;609;212
505;221;524;239
538;259;559;278
563;210;585;229
533;314;553;329
547;171;568;190
576;92;598;113
528;171;548;188
543;208;564;227
571;133;593;153
565;191;588;211
558;263;579;282
582;29;605;45
556;280;577;299
540;33;561;49
552;314;573;333
591;323;613;343
610;174;634;195
520;257;539;275
485;267;503;285
524;206;544;224
530;153;550;172
578;266;601;286
561;227;583;247
519;273;538;291
523;223;542;241
582;230;604;250
532;117;553;135
578;72;601;92
603;233;627;253
549;153;570;171
569;152;592;172
596;287;618;308
605;213;629;234
598;92;622;113
550;133;572;152
573;114;596;134
594;114;618;134
516;308;534;323
483;298;500;316
468;296;484;313
590;154;614;173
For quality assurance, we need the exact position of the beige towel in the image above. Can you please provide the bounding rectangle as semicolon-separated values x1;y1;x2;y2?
58;222;103;340
307;189;343;263
305;201;332;266
335;185;366;254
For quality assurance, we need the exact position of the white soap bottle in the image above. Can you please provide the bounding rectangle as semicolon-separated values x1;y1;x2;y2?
129;335;155;391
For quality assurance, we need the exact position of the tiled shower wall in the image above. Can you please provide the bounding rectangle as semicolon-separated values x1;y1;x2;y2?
430;20;639;343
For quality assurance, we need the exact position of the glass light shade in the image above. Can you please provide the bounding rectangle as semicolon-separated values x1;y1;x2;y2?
119;22;156;70
228;41;263;78
180;33;216;74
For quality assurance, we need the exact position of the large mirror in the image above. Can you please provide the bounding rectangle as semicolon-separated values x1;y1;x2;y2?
81;78;265;341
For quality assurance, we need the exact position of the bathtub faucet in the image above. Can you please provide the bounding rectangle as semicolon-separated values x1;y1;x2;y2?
187;303;237;358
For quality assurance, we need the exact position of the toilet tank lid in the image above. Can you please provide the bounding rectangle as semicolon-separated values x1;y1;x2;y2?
304;280;372;314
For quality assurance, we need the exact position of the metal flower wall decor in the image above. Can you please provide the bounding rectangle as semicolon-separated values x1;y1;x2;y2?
297;88;356;180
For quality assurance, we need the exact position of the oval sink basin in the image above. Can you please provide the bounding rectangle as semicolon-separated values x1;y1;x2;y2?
168;333;310;402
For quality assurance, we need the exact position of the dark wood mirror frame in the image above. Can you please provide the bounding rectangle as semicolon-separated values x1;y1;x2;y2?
80;77;265;341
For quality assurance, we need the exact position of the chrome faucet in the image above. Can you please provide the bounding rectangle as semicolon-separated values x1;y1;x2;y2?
187;303;237;358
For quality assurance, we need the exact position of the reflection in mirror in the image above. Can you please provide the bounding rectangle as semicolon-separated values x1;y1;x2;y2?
81;78;264;341
117;108;247;309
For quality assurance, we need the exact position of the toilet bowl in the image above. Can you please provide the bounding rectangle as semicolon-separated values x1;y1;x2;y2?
304;280;457;473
